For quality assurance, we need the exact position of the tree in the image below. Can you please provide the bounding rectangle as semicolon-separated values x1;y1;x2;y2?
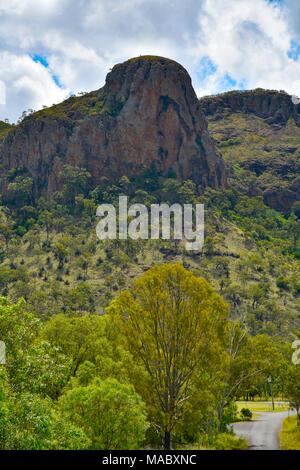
215;321;248;432
0;224;14;248
12;341;71;399
232;335;283;403
161;179;181;204
292;201;300;219
285;365;300;425
53;242;68;268
177;180;196;204
0;387;89;450
0;297;39;366
40;314;109;375
108;263;228;449
60;165;91;207
7;176;33;207
40;210;53;243
0;298;89;450
287;215;300;251
59;378;148;449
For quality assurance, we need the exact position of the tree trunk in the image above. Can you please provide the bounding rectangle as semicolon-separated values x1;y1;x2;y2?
163;430;172;450
217;405;224;434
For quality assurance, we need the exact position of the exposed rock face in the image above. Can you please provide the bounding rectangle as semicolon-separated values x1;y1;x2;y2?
0;56;226;201
200;89;300;212
200;88;300;127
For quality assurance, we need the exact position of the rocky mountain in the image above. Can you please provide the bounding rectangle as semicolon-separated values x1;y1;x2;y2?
0;56;226;202
200;89;300;212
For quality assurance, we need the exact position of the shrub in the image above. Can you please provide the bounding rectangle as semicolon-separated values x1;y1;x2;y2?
59;378;148;450
240;408;253;419
276;276;290;291
214;433;248;450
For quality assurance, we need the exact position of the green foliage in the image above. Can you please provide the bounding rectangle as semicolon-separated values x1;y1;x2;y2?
0;139;299;450
292;201;300;219
280;415;300;450
1;391;89;450
284;364;300;425
276;276;290;291
59;378;148;449
108;263;229;449
40;313;110;374
0;120;13;140
60;165;91;207
240;408;253;419
214;432;248;450
7;176;33;207
202;99;300;217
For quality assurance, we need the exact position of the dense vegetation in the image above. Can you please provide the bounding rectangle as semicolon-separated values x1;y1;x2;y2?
201;91;300;213
0;100;299;449
1;161;299;335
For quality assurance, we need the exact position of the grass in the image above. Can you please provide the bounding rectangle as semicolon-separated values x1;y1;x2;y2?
214;433;248;450
280;415;300;450
236;402;289;413
237;413;260;422
125;55;176;64
0;120;13;140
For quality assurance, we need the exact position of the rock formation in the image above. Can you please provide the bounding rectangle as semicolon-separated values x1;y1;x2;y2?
200;89;300;212
200;88;300;127
0;56;226;201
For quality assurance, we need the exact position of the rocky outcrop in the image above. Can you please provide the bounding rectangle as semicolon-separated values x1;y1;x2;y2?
200;88;300;127
200;89;300;212
0;56;226;201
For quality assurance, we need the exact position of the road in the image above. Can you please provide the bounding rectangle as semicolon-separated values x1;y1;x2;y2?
233;410;296;450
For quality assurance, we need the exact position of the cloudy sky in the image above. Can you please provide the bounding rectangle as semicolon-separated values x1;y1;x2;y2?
0;0;300;122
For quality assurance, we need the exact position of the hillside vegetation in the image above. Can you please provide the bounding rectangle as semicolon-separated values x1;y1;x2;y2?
0;159;299;337
0;86;299;450
200;89;300;213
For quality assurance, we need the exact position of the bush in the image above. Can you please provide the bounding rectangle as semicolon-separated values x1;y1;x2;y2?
59;378;148;450
276;276;290;291
240;408;253;420
214;433;248;450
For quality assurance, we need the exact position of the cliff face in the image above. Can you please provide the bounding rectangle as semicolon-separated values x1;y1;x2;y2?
200;89;300;127
0;56;226;201
200;89;300;212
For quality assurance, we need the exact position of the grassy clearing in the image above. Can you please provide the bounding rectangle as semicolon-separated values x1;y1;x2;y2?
236;402;289;413
280;415;300;450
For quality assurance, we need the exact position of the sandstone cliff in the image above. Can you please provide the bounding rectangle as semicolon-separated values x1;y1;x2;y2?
200;88;300;127
0;56;226;201
200;89;300;212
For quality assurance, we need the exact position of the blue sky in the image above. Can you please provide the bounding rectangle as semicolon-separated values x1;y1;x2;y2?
0;0;300;122
32;55;64;89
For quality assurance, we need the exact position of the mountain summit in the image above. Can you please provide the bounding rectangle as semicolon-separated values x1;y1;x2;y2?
0;56;226;201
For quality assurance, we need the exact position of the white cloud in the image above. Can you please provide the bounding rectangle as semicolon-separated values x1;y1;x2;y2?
0;81;6;105
0;53;67;122
193;0;300;96
0;0;300;122
283;0;300;42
